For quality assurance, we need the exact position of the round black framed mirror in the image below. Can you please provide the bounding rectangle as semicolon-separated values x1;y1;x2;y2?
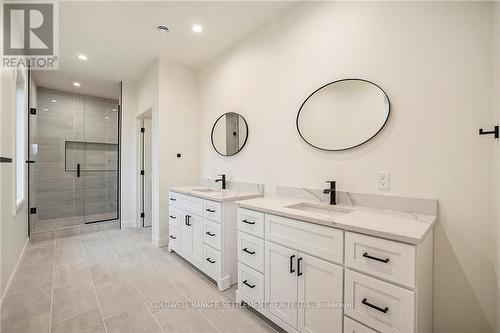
296;79;390;151
211;112;248;156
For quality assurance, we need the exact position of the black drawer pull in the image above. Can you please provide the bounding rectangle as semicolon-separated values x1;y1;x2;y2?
242;280;255;288
297;257;303;276
169;235;176;240
362;298;389;313
185;215;191;226
206;232;216;237
363;252;390;263
242;248;255;255
170;215;176;219
242;219;255;225
206;258;215;264
206;208;216;213
289;255;296;273
169;197;176;201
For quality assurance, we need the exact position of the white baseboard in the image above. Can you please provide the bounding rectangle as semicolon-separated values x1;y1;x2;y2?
121;219;136;229
153;236;168;248
0;237;29;307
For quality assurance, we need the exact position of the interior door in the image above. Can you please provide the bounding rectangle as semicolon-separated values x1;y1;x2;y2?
181;212;193;256
265;241;298;328
297;253;344;333
143;118;152;227
191;214;204;264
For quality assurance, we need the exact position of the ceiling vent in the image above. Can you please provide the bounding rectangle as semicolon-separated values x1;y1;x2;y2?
156;25;170;33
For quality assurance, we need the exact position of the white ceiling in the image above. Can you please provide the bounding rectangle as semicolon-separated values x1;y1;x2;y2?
34;1;296;99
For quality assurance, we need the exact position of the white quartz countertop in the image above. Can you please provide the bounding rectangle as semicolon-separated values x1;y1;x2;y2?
237;196;436;245
169;186;262;202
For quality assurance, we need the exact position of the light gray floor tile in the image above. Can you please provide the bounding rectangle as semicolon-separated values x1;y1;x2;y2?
154;307;218;333
1;311;50;333
94;277;143;319
105;305;163;333
1;281;52;323
52;281;99;323
51;308;106;333
54;260;92;288
88;259;125;285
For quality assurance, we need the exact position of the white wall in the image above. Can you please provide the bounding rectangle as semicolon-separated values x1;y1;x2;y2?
493;3;500;330
197;2;497;332
121;59;197;245
0;69;29;302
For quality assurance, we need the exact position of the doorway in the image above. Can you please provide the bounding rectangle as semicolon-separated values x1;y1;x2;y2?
140;115;152;228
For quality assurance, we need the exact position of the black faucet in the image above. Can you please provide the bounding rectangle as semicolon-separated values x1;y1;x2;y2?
323;181;336;205
215;174;226;190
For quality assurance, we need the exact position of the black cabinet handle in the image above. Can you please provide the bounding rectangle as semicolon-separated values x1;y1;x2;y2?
362;298;389;313
242;280;255;288
169;235;176;240
242;248;255;255
242;219;255;225
0;157;13;163
77;163;81;178
206;208;216;213
297;257;303;276
185;215;191;226
289;255;296;273
170;215;176;219
206;258;215;264
206;232;216;237
363;252;390;263
169;198;176;201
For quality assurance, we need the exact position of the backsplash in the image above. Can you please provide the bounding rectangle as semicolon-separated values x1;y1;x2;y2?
200;178;264;195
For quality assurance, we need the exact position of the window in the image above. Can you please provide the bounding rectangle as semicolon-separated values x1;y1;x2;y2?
16;69;26;208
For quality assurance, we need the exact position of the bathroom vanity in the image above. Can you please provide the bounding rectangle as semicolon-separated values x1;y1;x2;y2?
168;186;261;290
235;192;436;333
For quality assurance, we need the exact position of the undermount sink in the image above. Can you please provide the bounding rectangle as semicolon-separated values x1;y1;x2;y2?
286;202;352;217
192;188;220;193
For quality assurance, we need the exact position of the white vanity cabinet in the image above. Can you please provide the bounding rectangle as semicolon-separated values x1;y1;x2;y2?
236;208;434;333
168;190;260;291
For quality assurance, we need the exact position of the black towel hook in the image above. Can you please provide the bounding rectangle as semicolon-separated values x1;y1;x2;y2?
479;126;499;139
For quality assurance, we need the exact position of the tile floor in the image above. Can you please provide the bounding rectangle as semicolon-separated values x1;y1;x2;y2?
1;227;278;333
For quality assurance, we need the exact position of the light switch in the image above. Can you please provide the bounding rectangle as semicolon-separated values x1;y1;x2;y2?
377;171;390;190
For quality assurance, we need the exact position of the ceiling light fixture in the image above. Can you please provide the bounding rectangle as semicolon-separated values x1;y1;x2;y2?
50;99;57;103
156;25;170;33
42;108;48;111
112;108;117;112
78;54;87;61
73;82;81;87
192;24;203;33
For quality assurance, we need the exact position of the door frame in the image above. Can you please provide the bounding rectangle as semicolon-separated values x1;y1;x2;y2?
137;110;152;228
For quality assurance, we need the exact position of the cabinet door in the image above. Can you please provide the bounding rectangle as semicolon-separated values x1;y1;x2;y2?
191;214;204;264
265;241;298;328
297;253;343;333
181;212;193;256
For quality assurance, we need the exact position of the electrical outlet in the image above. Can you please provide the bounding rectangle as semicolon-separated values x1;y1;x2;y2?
377;171;390;190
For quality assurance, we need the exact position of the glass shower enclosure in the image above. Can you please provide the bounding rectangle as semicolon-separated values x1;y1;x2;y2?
30;87;120;233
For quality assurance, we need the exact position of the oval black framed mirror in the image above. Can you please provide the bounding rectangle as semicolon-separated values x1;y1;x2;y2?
296;79;390;151
211;112;248;156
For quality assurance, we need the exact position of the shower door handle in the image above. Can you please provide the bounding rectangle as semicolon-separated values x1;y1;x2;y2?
77;163;81;178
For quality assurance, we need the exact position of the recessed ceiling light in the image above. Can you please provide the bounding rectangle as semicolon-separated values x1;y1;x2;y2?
105;116;109;119
42;108;48;111
112;108;117;112
73;82;81;87
50;99;57;103
192;24;203;33
156;25;170;33
78;54;87;61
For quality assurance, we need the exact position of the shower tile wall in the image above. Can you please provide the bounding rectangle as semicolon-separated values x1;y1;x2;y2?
33;88;118;232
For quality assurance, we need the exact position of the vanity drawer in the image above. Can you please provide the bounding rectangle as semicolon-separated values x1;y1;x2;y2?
181;194;203;216
343;317;378;333
238;232;264;273
238;208;265;238
168;226;179;251
203;244;222;279
265;214;344;264
345;232;416;288
168;207;181;229
203;200;222;223
168;191;180;207
203;219;222;251
345;269;415;333
238;262;264;303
